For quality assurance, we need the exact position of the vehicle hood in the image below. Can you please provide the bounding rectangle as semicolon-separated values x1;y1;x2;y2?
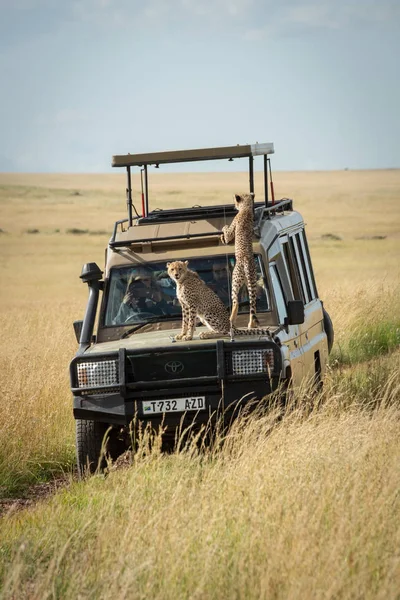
86;328;211;354
85;327;272;354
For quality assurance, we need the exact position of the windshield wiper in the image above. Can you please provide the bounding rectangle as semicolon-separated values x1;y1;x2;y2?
120;315;181;339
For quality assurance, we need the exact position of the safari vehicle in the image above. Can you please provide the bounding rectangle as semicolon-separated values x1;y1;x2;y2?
70;142;334;473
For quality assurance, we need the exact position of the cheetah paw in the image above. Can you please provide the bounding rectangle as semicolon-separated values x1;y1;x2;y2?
174;333;185;341
248;317;259;329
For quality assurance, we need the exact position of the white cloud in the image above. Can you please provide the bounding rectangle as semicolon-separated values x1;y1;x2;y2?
35;109;90;126
67;0;254;25
287;4;340;29
0;0;60;8
243;0;400;40
287;1;400;28
180;0;253;17
2;0;399;28
62;0;400;39
143;3;168;19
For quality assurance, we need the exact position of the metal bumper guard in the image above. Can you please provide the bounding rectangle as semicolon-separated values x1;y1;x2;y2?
70;340;282;426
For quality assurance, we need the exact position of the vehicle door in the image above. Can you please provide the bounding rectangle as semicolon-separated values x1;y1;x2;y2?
281;229;327;383
269;261;305;386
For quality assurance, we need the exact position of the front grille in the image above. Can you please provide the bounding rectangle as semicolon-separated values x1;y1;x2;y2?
127;348;217;382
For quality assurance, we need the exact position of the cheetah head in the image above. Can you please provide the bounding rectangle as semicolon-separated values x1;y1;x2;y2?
234;192;255;212
167;260;189;283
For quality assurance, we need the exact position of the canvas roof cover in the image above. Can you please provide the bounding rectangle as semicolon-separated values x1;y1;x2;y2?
112;142;274;168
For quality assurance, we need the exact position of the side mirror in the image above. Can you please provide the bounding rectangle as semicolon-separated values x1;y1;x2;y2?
285;300;305;326
73;320;83;343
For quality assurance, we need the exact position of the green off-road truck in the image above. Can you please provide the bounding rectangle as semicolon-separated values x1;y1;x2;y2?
69;143;334;473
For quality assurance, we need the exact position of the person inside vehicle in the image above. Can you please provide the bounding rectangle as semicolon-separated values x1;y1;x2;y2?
209;261;230;304
113;269;171;324
208;260;268;312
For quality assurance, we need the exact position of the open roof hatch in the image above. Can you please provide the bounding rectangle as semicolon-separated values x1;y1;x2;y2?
111;142;276;226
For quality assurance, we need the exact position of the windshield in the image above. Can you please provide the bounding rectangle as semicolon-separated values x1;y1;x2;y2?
104;255;270;327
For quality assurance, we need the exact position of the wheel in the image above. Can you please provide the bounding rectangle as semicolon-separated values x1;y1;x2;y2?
75;419;124;476
323;308;334;354
279;367;293;410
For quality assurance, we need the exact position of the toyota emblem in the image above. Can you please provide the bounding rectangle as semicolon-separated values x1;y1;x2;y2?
164;361;184;374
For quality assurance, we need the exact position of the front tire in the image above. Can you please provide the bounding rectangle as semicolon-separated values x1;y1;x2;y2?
75;419;123;476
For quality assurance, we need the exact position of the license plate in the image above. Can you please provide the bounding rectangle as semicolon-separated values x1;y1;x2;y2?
142;396;206;414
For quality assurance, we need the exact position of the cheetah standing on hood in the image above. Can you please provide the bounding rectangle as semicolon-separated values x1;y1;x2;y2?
221;192;259;328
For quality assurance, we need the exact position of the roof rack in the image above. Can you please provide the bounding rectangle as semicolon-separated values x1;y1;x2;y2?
110;231;221;249
109;198;293;249
110;142;276;226
136;201;266;225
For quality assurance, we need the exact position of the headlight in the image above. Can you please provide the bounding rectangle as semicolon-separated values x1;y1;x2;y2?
77;359;119;388
231;349;274;375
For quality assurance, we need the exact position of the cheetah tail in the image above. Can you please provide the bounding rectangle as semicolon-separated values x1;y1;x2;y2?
232;327;272;337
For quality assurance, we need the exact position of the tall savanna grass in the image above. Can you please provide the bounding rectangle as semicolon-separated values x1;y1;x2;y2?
1;379;399;599
328;283;400;366
0;283;398;497
0;306;76;495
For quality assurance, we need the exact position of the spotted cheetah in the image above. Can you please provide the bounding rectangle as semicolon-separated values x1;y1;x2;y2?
221;192;259;329
167;261;271;341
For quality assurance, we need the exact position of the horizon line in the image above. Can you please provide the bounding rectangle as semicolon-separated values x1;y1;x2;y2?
1;166;399;176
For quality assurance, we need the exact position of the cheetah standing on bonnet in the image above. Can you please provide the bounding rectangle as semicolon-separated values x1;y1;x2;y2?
167;261;270;341
221;192;259;329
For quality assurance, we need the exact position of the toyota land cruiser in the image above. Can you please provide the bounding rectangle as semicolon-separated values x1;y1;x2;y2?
69;143;334;473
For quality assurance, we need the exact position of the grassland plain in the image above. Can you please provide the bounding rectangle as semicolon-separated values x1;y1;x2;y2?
0;169;399;599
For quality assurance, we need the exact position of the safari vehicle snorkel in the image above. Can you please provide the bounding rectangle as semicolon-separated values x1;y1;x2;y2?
74;262;103;355
70;141;333;475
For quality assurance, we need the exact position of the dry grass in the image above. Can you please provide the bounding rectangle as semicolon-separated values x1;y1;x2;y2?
1;170;399;296
0;309;76;494
0;387;399;599
0;169;399;598
1;169;399;236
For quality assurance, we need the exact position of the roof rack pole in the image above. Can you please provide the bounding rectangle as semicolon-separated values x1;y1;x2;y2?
144;164;149;217
140;168;145;217
268;158;275;205
264;154;269;207
249;156;254;194
126;166;133;226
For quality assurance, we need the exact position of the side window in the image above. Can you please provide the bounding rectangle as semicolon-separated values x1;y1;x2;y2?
290;235;310;304
282;240;304;302
298;230;318;299
270;264;287;324
281;231;318;305
295;232;312;301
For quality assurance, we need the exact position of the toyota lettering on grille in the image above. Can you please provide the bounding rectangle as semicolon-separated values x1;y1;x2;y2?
164;361;184;374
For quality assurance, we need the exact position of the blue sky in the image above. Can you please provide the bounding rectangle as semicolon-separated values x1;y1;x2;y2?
1;0;399;172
